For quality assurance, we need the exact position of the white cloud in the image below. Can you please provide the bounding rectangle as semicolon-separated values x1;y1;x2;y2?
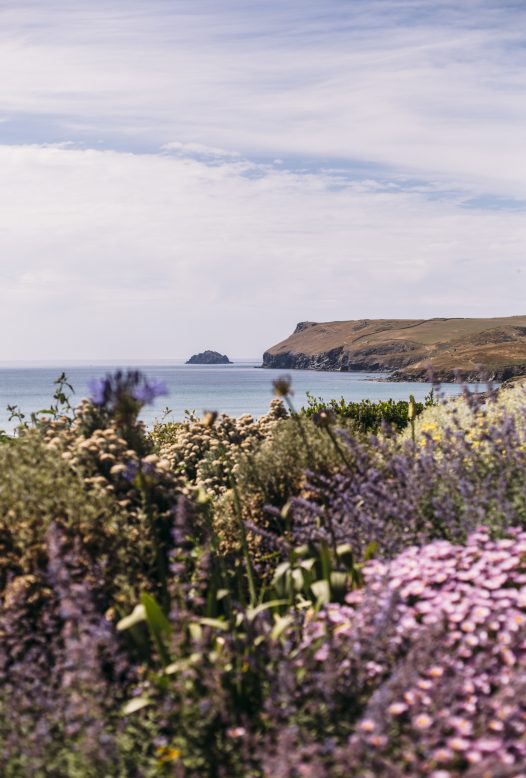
0;1;525;196
162;142;240;158
0;143;524;360
0;1;525;360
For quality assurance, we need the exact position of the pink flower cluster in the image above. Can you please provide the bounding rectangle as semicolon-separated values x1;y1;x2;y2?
302;529;526;775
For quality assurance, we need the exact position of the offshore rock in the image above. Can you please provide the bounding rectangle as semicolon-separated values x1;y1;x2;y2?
186;350;232;365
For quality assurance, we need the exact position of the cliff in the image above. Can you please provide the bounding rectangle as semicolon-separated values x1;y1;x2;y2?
262;317;526;382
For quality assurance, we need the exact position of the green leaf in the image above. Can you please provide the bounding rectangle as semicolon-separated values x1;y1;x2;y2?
291;568;305;592
271;615;294;641
336;544;354;567
292;544;310;560
189;623;202;642
311;579;331;605
246;599;288;621
272;561;291;583
141;593;171;636
140;592;171;666
122;696;152;715
117;604;146;632
330;571;348;598
164;659;190;675
199;617;229;631
318;541;332;582
196;488;212;505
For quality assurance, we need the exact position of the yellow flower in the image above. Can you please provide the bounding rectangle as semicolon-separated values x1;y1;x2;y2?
156;746;181;763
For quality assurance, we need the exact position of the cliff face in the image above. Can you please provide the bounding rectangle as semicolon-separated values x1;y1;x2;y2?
262;317;526;381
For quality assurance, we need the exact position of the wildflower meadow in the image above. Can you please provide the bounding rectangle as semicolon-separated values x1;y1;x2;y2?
1;371;526;776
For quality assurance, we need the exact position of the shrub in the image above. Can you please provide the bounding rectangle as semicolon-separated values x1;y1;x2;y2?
0;428;142;602
211;413;359;569
2;373;526;776
0;372;194;774
150;398;288;494
117;527;526;777
292;384;526;560
301;391;434;434
0;521;133;777
258;528;526;776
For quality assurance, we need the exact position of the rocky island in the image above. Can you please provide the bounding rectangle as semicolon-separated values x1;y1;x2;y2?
186;350;232;365
263;317;526;382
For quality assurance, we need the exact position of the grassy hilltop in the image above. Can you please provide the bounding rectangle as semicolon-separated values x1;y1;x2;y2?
263;315;526;381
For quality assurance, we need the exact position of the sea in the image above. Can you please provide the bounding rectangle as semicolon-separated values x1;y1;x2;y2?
0;359;474;433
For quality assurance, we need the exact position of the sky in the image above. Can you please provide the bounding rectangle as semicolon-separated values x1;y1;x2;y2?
0;0;525;360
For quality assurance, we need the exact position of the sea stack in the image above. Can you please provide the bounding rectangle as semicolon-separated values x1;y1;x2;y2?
186;350;232;365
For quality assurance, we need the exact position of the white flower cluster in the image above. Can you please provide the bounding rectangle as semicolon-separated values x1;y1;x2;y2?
151;399;288;495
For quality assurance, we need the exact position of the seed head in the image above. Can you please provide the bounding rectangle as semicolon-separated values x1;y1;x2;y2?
273;375;293;397
202;410;218;428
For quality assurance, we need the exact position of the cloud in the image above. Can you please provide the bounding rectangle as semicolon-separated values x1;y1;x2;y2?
162;142;240;159
0;2;524;360
0;143;524;360
0;1;525;197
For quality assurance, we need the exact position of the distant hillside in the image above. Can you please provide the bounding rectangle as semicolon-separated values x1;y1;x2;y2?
262;317;526;381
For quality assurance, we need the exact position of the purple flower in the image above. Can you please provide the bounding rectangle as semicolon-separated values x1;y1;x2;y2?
86;371;169;423
131;378;168;405
123;459;140;482
87;377;109;406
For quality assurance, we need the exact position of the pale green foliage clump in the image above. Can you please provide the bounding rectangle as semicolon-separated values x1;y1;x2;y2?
212;413;359;558
0;428;129;595
0;399;189;610
401;383;526;447
150;399;357;558
492;381;526;426
233;414;356;508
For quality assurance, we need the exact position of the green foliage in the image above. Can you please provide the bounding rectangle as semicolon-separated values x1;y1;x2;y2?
301;390;435;433
149;399;288;494
271;540;370;606
114;527;371;776
236;415;354;506
3;371;525;777
6;372;76;435
212;414;358;566
0;429;163;610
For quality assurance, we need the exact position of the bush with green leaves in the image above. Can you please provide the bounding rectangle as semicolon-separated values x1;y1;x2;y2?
209;411;361;569
301;389;435;433
0;372;200;774
2;371;526;776
150;398;288;494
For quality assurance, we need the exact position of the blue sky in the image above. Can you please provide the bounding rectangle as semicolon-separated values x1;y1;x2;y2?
0;0;525;359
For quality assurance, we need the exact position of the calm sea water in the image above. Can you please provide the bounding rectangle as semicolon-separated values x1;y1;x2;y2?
0;360;472;433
